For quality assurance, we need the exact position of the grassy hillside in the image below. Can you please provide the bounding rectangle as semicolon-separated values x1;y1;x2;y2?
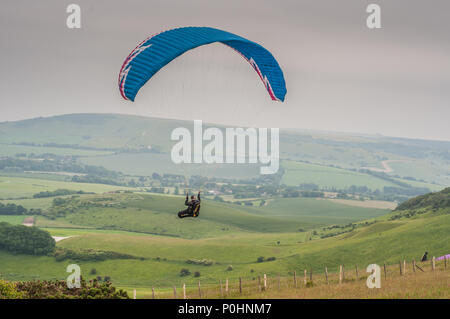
0;176;133;200
0;114;449;296
1;113;449;186
0;189;448;289
32;193;389;237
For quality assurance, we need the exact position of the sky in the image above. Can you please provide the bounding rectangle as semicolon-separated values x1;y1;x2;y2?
1;0;450;141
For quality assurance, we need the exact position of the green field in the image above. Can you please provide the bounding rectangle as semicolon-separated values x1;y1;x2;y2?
280;160;441;191
1;185;448;290
1;113;449;186
0;143;113;157
0;215;28;225
0;176;134;200
79;153;261;179
0;209;448;288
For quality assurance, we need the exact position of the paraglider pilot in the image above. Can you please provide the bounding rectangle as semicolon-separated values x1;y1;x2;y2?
178;191;201;218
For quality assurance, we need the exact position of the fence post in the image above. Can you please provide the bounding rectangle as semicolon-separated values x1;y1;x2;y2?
309;269;313;283
198;281;202;298
403;260;406;274
183;283;186;299
173;286;177;299
325;267;328;284
383;263;387;279
264;274;267;290
412;259;416;273
342;264;345;281
133;289;136;300
263;274;267;290
432;256;435;271
220;280;223;297
304;269;307;285
339;265;343;284
239;277;242;294
293;271;297;288
226;278;229;295
399;261;403;275
152;287;155;299
258;276;261;292
355;265;359;280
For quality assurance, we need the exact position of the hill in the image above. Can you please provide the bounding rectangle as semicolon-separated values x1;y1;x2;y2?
0;188;448;289
1;113;448;190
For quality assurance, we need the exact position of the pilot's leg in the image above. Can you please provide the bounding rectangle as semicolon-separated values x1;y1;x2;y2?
178;209;190;218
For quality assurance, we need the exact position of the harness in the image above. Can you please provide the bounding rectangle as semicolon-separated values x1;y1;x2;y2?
192;201;201;217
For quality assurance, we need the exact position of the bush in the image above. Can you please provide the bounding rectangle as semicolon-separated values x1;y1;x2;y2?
185;259;214;266
0;280;24;299
226;265;233;271
0;203;27;215
180;269;191;277
15;278;128;299
194;272;201;278
266;257;276;262
0;222;55;255
90;268;97;275
257;256;265;263
53;248;139;262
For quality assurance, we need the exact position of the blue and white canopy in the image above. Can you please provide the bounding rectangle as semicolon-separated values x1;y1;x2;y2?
119;27;287;102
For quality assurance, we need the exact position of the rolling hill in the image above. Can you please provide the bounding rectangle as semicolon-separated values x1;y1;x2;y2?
1;113;449;188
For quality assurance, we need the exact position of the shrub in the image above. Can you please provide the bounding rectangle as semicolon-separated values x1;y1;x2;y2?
257;256;265;263
0;222;55;255
15;278;128;299
90;268;97;275
0;280;24;299
194;272;201;278
266;257;276;262
180;269;191;277
53;247;140;262
226;265;233;271
185;259;214;266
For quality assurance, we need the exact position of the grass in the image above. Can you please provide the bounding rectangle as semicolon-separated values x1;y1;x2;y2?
281;160;397;190
244;197;389;226
0;176;135;200
1;207;447;288
2;113;449;186
79;153;261;179
123;260;450;299
34;193;389;238
0;143;113;157
280;160;443;191
0;215;28;225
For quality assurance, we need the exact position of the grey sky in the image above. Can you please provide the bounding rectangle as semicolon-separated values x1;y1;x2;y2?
1;0;449;141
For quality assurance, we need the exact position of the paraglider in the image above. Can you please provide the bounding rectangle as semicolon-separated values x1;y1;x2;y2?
178;191;201;218
118;27;287;102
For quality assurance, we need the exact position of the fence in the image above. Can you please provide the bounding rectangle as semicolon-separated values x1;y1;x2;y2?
131;256;448;299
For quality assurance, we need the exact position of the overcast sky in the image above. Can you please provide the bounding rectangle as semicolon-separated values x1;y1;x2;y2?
1;0;450;141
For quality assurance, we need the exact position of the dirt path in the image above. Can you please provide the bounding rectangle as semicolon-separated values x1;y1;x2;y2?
22;217;73;242
361;160;409;173
52;236;73;242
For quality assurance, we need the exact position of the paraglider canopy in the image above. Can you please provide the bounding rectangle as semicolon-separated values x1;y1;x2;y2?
119;27;287;102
